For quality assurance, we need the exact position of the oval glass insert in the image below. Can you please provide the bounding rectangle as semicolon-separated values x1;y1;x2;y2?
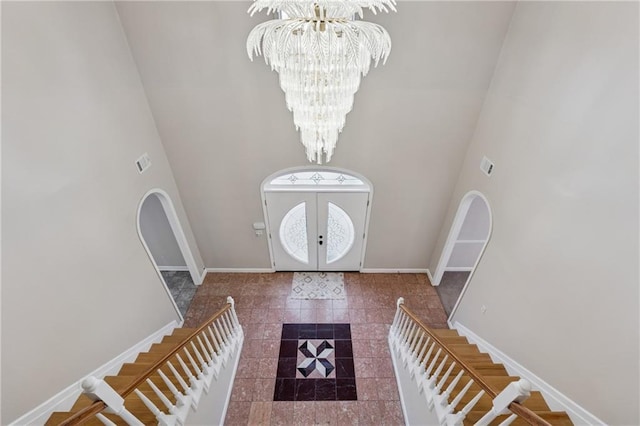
279;202;309;264
326;202;355;264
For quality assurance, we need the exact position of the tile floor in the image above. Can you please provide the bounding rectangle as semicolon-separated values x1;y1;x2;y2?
183;272;449;425
435;271;470;317
274;323;357;402
161;270;197;317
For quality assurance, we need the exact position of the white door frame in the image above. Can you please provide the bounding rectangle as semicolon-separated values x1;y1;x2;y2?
432;190;492;319
136;188;202;320
261;166;373;272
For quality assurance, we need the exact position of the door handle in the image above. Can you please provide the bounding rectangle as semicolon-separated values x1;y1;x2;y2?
319;235;323;245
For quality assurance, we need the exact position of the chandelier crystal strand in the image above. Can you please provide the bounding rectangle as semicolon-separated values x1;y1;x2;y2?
247;1;395;163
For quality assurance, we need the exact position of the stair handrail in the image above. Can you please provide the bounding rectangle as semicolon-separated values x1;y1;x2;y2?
58;299;236;426
397;301;552;426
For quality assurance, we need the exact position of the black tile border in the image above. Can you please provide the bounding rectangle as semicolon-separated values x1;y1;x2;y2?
274;323;357;401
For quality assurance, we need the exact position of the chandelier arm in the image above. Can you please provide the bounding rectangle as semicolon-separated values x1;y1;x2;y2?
246;0;395;164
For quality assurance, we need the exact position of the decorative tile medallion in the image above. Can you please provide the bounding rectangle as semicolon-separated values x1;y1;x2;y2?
274;324;357;401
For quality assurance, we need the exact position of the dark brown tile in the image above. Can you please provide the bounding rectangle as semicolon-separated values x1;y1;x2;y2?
274;378;296;400
315;379;337;400
336;378;357;400
276;357;297;378
295;378;316;401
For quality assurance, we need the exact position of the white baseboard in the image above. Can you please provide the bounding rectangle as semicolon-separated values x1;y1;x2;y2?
444;266;473;272
425;269;434;285
158;266;189;271
451;321;605;426
205;268;275;273
390;337;414;426
10;321;180;426
219;335;244;424
359;268;430;274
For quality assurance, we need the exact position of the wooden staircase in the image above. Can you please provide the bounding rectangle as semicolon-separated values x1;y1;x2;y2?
45;298;243;426
429;328;572;425
389;300;574;425
46;328;200;425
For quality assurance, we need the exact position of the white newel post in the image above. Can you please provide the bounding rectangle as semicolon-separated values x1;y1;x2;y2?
475;379;531;426
81;376;144;426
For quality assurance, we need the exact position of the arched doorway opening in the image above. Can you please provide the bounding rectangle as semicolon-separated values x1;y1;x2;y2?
433;191;492;320
261;167;373;271
137;189;201;319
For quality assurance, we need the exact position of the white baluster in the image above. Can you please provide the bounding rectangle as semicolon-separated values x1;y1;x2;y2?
201;331;216;358
133;389;176;426
190;341;208;370
190;341;213;391
498;414;518;425
213;318;228;344
426;355;449;408
475;379;531;426
437;369;464;410
416;341;435;376
81;376;143;426
207;325;222;355
183;347;204;381
145;378;176;415
167;361;199;410
157;369;189;410
226;296;238;325
401;324;417;364
209;323;229;366
176;354;203;406
394;314;410;352
446;378;475;417
95;413;117;426
425;349;442;378
397;313;411;346
410;331;425;360
212;320;230;354
220;313;233;341
432;363;458;422
444;389;485;426
418;348;441;399
411;337;432;379
436;361;456;395
196;336;214;365
202;331;223;374
391;297;404;331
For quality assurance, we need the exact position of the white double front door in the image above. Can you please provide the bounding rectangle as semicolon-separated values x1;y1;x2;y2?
265;191;369;271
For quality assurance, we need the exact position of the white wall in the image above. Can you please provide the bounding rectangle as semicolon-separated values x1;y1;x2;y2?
140;194;187;269
432;2;639;424
1;2;203;422
114;1;516;270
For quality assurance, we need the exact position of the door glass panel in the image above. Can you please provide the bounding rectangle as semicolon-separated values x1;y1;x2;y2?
326;202;355;264
279;202;309;264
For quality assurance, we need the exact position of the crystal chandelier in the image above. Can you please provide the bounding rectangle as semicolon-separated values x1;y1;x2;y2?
247;0;396;163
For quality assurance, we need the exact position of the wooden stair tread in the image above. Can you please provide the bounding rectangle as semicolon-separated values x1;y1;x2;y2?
431;329;461;337
464;410;573;426
452;390;551;412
